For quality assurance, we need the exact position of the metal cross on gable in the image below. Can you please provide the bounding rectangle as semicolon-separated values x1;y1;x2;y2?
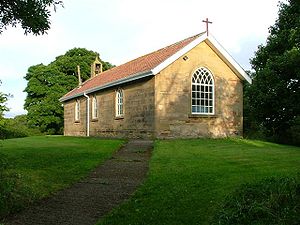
202;18;212;36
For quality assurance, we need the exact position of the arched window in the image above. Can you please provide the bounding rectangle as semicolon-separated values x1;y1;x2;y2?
191;67;214;114
92;95;98;119
75;99;80;121
115;89;124;117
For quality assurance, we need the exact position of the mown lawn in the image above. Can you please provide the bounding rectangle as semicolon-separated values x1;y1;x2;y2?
98;138;300;225
0;136;124;217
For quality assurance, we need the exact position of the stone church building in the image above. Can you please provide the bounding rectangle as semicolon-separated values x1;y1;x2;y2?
60;32;251;138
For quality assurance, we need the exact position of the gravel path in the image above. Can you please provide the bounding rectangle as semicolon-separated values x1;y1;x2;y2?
4;139;153;225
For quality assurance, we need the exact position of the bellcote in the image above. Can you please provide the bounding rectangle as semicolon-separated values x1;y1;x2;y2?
91;56;102;78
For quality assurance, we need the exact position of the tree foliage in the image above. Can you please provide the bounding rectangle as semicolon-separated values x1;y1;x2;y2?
24;48;114;134
0;80;12;138
0;80;9;118
0;0;63;35
245;0;300;145
0;115;42;139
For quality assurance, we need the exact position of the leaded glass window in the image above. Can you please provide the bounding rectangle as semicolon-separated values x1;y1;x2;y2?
191;67;214;114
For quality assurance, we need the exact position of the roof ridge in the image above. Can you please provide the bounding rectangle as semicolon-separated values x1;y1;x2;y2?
160;33;204;50
125;33;204;64
102;33;204;73
61;32;206;101
80;33;204;84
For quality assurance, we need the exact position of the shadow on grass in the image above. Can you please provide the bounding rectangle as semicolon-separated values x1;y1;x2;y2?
213;176;300;225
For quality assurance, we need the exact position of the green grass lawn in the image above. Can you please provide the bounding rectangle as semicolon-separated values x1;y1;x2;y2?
0;136;124;217
98;138;300;225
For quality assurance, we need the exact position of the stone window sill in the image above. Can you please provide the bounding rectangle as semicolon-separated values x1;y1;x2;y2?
188;114;218;118
74;120;80;123
115;116;124;120
91;118;98;122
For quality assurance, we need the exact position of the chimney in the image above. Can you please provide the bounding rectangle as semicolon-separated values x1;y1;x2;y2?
91;56;102;78
77;65;82;87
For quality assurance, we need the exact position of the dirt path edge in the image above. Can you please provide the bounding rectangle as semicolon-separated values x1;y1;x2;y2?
3;139;153;225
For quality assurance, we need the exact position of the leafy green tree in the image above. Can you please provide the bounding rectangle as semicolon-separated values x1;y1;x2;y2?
0;0;63;35
51;48;113;81
24;64;67;134
0;115;42;139
24;48;114;134
0;80;10;138
0;80;9;118
245;0;300;144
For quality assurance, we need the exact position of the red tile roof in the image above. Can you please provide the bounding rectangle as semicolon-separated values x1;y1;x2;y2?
61;33;203;101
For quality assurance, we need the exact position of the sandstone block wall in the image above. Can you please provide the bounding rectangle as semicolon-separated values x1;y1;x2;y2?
154;41;243;138
64;77;155;138
64;97;87;136
64;41;244;139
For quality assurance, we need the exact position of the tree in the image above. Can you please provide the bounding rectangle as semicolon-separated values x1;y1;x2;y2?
0;115;42;139
0;80;9;118
24;64;66;134
0;0;63;35
52;48;114;80
24;48;114;134
245;0;300;144
0;80;10;137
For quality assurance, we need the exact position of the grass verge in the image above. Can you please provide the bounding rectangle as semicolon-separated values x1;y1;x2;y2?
214;176;300;225
0;136;123;218
98;138;300;225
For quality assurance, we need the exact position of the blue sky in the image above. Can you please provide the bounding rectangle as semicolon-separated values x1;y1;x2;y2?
0;0;280;118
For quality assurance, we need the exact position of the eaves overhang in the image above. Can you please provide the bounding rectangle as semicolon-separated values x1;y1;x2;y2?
60;33;251;103
59;70;154;102
205;35;252;84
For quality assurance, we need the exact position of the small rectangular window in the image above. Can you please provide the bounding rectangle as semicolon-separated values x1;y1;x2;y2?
75;99;80;121
92;96;98;119
115;89;124;117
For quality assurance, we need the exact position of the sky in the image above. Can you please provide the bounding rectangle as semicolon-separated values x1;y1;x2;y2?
0;0;281;118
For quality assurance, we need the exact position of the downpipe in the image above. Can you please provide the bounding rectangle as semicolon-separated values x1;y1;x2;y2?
83;93;90;137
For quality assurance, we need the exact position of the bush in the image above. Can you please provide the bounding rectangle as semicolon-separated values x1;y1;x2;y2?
277;116;300;146
213;177;300;225
0;115;42;139
0;153;33;218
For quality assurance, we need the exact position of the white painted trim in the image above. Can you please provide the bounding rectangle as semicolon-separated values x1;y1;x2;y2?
87;71;153;95
151;33;252;84
151;33;207;75
91;95;98;119
191;67;215;115
59;70;154;102
75;99;80;121
60;33;251;103
61;92;83;102
83;93;90;137
205;35;252;84
115;89;124;117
